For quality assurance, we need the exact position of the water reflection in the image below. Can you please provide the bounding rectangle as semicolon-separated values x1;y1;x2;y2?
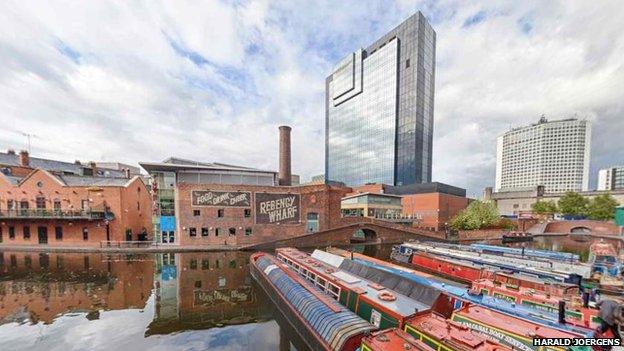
0;251;297;351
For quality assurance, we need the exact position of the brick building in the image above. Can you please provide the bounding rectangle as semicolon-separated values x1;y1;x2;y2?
0;168;152;247
347;182;470;231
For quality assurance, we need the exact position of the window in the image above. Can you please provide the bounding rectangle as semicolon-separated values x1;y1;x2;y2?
193;209;200;217
194;280;202;288
201;259;209;270
55;227;63;240
229;260;236;268
81;199;89;210
244;209;251;218
23;226;30;240
190;259;197;270
245;228;252;236
229;227;236;236
36;196;46;210
53;200;61;212
217;209;224;218
406;59;410;68
215;228;222;237
189;227;197;237
201;227;209;236
9;226;15;240
7;200;14;211
307;212;319;233
82;227;88;241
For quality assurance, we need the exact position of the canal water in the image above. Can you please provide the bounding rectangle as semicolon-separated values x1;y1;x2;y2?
0;236;614;350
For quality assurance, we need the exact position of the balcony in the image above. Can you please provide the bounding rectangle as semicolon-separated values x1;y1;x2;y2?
0;209;111;221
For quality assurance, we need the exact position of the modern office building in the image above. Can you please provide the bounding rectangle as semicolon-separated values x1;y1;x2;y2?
495;117;591;193
325;12;436;187
598;166;624;191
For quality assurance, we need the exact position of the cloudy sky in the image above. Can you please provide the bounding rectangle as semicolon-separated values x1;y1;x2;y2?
1;1;622;197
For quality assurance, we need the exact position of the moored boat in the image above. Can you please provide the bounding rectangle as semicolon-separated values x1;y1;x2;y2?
250;252;375;351
275;247;441;330
502;231;533;243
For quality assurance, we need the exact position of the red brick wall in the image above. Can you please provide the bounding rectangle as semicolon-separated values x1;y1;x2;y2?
175;183;350;246
544;220;620;235
401;193;469;230
0;169;152;247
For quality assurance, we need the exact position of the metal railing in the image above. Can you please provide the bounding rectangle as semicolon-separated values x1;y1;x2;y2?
0;209;107;220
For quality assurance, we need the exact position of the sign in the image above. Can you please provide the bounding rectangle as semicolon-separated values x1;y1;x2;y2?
255;192;300;224
192;190;251;207
194;287;252;306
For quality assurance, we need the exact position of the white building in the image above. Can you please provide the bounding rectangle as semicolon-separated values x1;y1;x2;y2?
598;166;624;191
495;117;591;193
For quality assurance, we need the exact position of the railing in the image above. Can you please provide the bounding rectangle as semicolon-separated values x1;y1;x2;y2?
0;209;108;220
100;241;153;248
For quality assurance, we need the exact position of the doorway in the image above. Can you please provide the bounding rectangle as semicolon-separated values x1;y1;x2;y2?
38;226;48;244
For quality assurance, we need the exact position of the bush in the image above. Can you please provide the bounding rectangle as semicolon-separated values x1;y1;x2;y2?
450;200;500;230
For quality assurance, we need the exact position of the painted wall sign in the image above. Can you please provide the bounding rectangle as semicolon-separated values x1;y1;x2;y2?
194;287;252;306
255;192;300;224
192;190;251;207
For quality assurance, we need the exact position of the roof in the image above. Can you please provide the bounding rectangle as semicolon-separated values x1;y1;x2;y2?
55;175;136;187
0;152;83;174
139;157;277;174
3;175;22;185
341;192;403;201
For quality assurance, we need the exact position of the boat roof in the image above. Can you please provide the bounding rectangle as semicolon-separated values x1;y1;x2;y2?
454;305;584;339
277;248;429;317
363;329;432;351
407;312;511;351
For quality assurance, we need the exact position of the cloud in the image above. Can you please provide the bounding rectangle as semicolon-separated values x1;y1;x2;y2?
0;0;622;196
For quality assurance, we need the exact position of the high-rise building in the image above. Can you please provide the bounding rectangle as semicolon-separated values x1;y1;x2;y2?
495;117;591;193
325;12;435;186
598;166;624;191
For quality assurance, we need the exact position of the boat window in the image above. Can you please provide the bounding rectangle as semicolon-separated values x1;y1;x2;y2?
316;277;327;288
293;264;300;271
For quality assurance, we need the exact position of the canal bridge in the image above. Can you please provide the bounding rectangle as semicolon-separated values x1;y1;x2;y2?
242;220;446;251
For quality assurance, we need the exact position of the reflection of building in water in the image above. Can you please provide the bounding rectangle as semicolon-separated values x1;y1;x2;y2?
0;252;154;324
147;251;272;335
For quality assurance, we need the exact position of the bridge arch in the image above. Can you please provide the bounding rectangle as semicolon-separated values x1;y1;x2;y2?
351;228;377;243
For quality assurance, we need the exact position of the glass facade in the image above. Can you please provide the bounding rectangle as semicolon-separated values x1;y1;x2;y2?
325;13;435;186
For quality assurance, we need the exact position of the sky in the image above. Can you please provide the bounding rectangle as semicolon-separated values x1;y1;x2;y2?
0;0;623;197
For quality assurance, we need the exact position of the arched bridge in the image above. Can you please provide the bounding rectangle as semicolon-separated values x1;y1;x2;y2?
242;221;445;251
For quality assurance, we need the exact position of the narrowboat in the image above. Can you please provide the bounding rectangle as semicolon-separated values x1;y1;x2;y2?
403;312;512;351
395;243;585;284
249;252;375;351
588;241;620;276
501;231;533;243
398;242;592;279
275;248;445;330
471;278;600;328
469;244;579;262
361;325;510;351
449;305;591;351
335;249;600;331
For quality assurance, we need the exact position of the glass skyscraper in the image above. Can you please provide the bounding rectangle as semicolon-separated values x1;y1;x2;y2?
325;12;436;186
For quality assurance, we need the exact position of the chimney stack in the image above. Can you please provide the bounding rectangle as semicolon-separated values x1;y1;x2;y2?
89;161;97;176
19;150;30;167
124;168;131;178
278;126;292;186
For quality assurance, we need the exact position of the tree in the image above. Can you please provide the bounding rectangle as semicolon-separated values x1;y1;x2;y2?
558;192;589;216
587;194;619;221
450;200;500;230
531;200;558;215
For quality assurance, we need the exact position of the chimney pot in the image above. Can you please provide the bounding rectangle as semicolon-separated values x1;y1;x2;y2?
278;126;292;186
19;150;30;167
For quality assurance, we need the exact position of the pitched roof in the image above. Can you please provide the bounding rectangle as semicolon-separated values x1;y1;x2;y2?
0;152;83;174
140;157;276;174
55;174;139;187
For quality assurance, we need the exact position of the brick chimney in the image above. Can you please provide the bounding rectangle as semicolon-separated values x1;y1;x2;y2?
89;161;97;176
123;168;131;178
278;126;292;186
19;150;30;167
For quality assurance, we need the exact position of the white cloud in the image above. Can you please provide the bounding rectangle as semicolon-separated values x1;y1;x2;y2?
0;0;622;196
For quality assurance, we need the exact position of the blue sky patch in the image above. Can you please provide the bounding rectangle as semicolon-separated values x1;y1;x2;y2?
56;40;81;63
462;10;486;28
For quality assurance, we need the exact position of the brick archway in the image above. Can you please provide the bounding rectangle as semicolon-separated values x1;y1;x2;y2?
351;228;377;243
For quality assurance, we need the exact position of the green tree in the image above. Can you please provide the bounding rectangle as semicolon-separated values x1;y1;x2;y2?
558;192;589;216
450;200;500;230
531;200;558;215
587;194;619;220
